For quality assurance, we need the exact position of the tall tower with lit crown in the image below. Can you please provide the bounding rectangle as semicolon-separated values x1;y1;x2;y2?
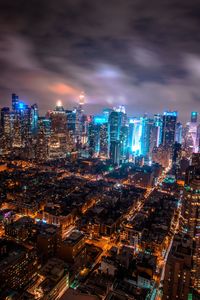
75;92;86;145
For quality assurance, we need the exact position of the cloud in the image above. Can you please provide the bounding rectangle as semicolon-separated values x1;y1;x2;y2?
48;82;79;96
184;54;200;78
0;0;200;121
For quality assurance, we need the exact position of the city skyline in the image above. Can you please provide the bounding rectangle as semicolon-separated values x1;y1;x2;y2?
1;92;199;122
0;1;200;121
0;1;200;299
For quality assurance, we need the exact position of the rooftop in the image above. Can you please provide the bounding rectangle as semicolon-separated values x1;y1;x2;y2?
63;230;85;246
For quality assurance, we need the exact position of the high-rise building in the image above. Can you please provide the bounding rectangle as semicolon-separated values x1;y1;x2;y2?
88;116;109;158
66;109;76;135
154;114;163;146
35;117;50;161
1;107;11;136
128;118;143;156
0;239;37;292
162;111;177;150
99;123;109;158
110;140;120;165
141;117;153;158
197;124;200;152
175;122;182;144
12;100;32;150
182;175;200;293
108;107;128;163
109;111;121;143
12;93;19;111
183;112;199;153
173;142;182;164
50;101;67;134
120;125;129;162
191;112;198;123
49;101;68;159
75;92;86;145
0;107;13;154
88;122;100;157
191;153;200;167
31;103;39;135
163;233;192;300
152;145;171;168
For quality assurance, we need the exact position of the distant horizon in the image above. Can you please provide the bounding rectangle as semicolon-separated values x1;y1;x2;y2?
1;91;198;123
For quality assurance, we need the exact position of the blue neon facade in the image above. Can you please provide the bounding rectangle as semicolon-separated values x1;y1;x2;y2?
129;118;143;155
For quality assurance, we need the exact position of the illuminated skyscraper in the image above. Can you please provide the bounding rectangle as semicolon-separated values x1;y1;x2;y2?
108;107;128;162
31;103;39;135
172;142;182;164
35;118;50;161
99;123;109;158
197;124;200;152
88;122;100;157
12;100;32;149
191;112;198;123
120;125;129;162
184;112;199;153
12;93;19;111
175;122;182;144
49;101;68;158
110;140;120;165
154;114;163;146
50;101;67;134
109;111;121;143
141;117;153;158
163;233;192;300
0;107;13;154
128;118;143;156
182;174;200;293
75;92;85;145
1;107;12;137
162;111;177;150
88;115;109;158
149;115;163;159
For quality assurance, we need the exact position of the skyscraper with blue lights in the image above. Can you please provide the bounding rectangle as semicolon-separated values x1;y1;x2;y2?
162;111;177;149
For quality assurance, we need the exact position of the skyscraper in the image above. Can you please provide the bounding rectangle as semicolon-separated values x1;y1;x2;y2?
154;114;163;146
88;115;109;158
88;122;100;157
99;123;109;158
162;111;177;150
120;125;129;162
163;233;192;300
75;92;85;145
182;173;200;293
49;101;68;159
0;107;12;154
31;104;39;135
108;107;128;163
12;99;32;150
128;118;143;156
184;112;199;153
191;112;198;123
110;140;120;165
12;93;19;111
175;122;182;144
109;111;121;143
35;118;49;161
141;117;153;158
50;101;67;134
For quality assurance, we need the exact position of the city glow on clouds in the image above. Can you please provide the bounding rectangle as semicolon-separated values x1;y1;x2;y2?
96;65;123;79
48;83;79;96
0;0;200;120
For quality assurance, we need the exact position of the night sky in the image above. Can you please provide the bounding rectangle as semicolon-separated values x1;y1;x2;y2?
0;0;200;120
